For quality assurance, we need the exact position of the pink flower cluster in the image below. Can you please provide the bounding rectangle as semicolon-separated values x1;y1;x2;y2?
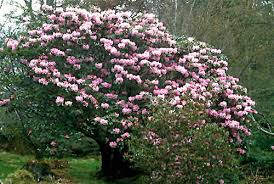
2;6;256;148
5;39;19;51
0;98;10;106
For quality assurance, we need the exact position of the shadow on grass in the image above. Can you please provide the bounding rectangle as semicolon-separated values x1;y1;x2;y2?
68;156;139;184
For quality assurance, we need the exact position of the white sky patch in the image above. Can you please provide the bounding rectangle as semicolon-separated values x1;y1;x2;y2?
0;0;40;27
0;0;23;24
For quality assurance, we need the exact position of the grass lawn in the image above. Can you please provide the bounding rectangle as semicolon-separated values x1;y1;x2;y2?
0;152;137;184
1;152;273;183
0;152;33;181
68;156;107;184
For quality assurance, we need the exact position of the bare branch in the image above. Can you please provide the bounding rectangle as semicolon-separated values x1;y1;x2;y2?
0;0;4;9
251;115;274;136
190;0;196;15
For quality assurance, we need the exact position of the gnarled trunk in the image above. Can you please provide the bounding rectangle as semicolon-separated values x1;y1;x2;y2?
76;124;136;178
97;141;134;179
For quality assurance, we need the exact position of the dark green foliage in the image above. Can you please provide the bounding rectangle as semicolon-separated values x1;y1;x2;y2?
129;100;240;184
0;102;99;158
240;128;274;182
0;133;9;150
0;109;33;154
0;58;99;157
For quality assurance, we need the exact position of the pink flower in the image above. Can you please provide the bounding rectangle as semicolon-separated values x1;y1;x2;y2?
100;119;108;125
76;96;84;102
0;99;10;106
38;78;49;85
48;14;57;20
110;47;120;56
95;63;103;69
56;96;64;105
62;34;71;41
118;43;126;49
132;105;139;111
105;93;118;99
122;108;132;114
219;101;227;107
94;117;101;122
109;141;117;148
116;138;124;142
70;84;79;92
236;105;242;110
90;35;97;40
101;103;109;109
101;82;112;88
219;179;225;184
152;50;161;57
113;128;120;134
175;65;188;76
94;117;108;125
142;109;148;114
236;148;246;155
6;39;19;51
115;77;124;83
121;132;130;139
83;44;90;50
50;48;65;56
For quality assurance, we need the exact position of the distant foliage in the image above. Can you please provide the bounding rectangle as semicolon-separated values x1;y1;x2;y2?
0;6;256;149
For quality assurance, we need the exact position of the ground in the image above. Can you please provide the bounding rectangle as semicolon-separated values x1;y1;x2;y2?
1;152;273;184
0;152;137;184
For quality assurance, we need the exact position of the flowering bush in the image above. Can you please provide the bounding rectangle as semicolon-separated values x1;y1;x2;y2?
129;99;240;184
1;5;256;145
0;5;256;176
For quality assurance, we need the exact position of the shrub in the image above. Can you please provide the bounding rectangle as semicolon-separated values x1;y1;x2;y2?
23;160;54;182
0;109;33;154
0;5;256;176
0;107;99;157
0;6;256;148
3;170;36;184
129;99;240;184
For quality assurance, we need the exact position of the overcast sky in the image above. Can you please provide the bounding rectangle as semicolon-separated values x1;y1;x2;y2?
0;0;40;25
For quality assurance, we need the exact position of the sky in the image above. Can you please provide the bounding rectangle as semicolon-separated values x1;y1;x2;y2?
0;0;40;25
0;0;23;24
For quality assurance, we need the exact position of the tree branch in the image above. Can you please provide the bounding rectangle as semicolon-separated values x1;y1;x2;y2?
0;0;4;9
251;114;274;136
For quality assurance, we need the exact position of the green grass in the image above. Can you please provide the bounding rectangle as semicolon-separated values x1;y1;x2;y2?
68;157;138;184
0;152;33;180
0;152;105;183
1;151;272;184
68;156;108;184
0;152;137;184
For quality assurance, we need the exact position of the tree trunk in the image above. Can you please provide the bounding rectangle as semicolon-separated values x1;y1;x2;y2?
75;123;137;178
97;141;134;179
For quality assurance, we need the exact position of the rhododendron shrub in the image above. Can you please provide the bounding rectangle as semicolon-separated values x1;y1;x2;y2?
129;99;240;184
0;5;256;177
